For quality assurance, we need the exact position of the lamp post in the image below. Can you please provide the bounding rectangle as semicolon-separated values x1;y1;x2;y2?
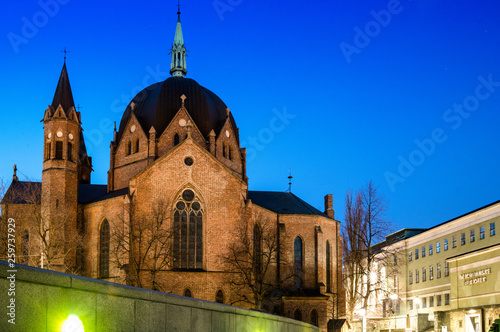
413;297;421;332
359;308;366;332
389;294;398;332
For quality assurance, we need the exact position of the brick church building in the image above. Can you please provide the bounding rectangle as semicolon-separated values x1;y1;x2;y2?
1;8;344;331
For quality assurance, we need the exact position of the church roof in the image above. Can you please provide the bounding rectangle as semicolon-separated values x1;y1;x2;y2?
78;184;128;204
117;77;237;144
248;191;328;217
1;181;41;205
51;62;75;113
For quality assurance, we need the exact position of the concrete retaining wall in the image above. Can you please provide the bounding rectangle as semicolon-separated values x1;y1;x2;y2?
0;261;320;332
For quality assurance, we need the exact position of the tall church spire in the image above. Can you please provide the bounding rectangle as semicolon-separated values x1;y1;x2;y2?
170;2;187;78
51;62;75;113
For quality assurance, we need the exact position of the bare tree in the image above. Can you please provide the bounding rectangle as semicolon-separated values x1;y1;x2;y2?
111;199;174;291
0;178;82;272
222;214;291;311
342;180;398;320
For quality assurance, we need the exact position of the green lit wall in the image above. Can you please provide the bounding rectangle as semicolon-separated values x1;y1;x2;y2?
0;261;320;332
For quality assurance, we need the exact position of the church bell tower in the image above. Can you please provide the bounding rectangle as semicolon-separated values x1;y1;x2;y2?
41;60;91;271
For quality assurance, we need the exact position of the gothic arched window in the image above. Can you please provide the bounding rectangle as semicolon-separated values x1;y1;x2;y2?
310;309;318;326
253;224;262;276
173;189;203;269
216;290;224;303
174;133;180;146
67;142;73;161
126;140;131;155
22;230;29;258
294;308;302;321
99;219;110;278
184;289;192;297
55;141;63;159
326;240;332;292
294;236;303;288
134;137;139;153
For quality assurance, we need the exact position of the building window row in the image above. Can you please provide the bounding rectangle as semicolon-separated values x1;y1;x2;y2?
416;294;450;310
411;262;448;285
408;222;496;261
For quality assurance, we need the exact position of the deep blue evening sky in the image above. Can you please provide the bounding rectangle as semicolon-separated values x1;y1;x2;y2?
1;0;500;231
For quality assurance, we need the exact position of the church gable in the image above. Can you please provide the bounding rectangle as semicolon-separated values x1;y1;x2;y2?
215;110;242;175
114;111;149;168
130;137;248;271
157;99;206;156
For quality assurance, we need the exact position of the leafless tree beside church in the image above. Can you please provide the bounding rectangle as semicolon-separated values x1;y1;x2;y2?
222;213;292;311
111;199;174;292
342;180;400;320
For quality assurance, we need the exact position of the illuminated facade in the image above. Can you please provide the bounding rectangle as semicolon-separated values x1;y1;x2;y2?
351;200;500;332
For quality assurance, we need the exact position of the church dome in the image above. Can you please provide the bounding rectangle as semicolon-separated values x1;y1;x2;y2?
117;77;237;143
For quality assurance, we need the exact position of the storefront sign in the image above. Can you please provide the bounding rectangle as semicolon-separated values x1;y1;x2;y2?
459;268;491;286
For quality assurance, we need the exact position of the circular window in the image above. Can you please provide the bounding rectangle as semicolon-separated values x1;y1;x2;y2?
192;202;201;211
176;201;186;210
182;189;195;201
184;157;194;166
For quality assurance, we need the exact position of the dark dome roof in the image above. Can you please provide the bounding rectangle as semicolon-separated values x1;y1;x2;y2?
117;77;236;143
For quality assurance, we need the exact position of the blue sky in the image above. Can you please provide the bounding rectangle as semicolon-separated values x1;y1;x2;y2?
1;0;499;231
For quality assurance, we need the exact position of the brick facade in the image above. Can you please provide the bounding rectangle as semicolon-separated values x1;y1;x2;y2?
1;41;345;332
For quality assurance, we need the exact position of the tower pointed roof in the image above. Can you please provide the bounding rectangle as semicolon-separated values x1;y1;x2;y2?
51;62;75;113
174;9;184;46
170;5;187;78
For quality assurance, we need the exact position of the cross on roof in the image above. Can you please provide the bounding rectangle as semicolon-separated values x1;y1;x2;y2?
180;94;187;106
61;47;70;63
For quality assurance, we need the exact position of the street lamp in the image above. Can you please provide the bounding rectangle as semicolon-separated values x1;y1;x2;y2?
389;294;398;332
413;297;421;332
359;308;367;332
414;297;421;315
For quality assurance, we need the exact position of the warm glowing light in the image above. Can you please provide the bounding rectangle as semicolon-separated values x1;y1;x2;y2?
414;297;421;304
390;294;398;300
62;315;84;332
468;309;476;314
358;309;366;317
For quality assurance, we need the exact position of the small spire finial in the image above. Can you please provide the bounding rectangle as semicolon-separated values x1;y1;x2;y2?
287;169;293;193
61;47;70;63
13;164;18;182
177;0;181;17
180;94;187;107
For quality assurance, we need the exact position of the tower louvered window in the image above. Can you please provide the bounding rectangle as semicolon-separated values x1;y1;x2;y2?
67;142;73;161
173;189;203;269
55;141;63;159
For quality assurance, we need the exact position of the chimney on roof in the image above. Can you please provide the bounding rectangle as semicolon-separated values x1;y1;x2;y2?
13;164;18;182
324;194;334;219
